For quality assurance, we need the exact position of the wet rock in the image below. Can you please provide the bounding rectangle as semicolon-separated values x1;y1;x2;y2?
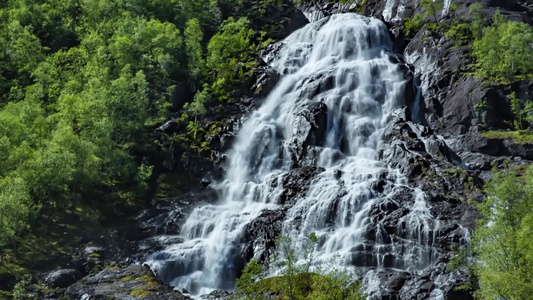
388;273;410;291
251;66;280;97
132;197;197;240
280;166;325;205
44;269;83;288
201;290;232;299
300;101;328;146
241;208;285;261
137;235;185;253
288;101;328;162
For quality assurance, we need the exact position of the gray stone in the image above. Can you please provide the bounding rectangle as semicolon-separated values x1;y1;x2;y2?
44;269;83;288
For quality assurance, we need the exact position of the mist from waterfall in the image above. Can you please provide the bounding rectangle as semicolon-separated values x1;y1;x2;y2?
146;13;453;297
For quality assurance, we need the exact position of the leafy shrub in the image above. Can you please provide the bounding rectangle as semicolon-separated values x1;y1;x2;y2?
404;14;423;36
233;233;365;300
510;92;533;131
420;0;444;22
473;166;533;299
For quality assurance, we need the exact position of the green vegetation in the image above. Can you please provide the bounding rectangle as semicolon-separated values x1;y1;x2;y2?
404;14;423;36
404;1;532;84
233;233;365;300
443;5;533;83
445;3;486;46
473;165;533;299
420;0;444;22
403;0;457;37
472;13;533;83
479;92;533;143
480;131;533;144
0;0;285;287
130;288;155;297
510;92;533;131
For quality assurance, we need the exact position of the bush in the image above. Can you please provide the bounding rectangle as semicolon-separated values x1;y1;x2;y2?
404;14;423;36
233;233;365;300
473;166;533;299
510;92;533;131
420;0;444;22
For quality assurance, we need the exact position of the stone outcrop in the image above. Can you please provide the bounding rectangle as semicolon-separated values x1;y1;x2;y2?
65;265;190;300
44;269;84;289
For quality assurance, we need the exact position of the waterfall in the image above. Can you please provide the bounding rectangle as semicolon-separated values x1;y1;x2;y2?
146;13;452;297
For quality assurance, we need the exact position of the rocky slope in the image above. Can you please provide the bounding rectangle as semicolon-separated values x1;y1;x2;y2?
177;0;533;298
145;0;532;299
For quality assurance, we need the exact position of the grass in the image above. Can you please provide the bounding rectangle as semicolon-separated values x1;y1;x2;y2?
481;130;533;144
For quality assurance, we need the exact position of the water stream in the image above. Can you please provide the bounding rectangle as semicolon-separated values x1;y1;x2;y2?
146;13;455;298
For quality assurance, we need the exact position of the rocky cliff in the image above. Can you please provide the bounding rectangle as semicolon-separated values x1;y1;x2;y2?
146;0;532;299
175;0;533;298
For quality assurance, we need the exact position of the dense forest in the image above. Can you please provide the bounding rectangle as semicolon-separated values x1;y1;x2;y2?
0;0;532;299
0;0;274;258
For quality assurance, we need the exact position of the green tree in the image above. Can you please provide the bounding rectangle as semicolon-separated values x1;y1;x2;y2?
206;16;255;98
473;14;533;83
445;3;488;47
0;176;36;263
509;92;533;131
404;14;423;36
473;166;533;300
185;18;205;80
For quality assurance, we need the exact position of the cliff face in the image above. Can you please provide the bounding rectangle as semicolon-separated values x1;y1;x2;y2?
283;0;533;186
255;1;531;298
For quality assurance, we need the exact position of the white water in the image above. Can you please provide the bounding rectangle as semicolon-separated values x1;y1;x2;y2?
147;13;448;296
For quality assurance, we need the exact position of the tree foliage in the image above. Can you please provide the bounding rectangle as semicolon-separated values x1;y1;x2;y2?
445;3;487;47
0;177;36;262
472;12;533;83
0;0;266;259
473;165;533;300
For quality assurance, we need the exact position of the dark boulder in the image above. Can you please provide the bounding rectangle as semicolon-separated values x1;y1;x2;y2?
301;101;328;146
464;132;504;156
251;66;280;97
0;273;16;291
44;269;83;288
241;208;285;261
201;290;232;299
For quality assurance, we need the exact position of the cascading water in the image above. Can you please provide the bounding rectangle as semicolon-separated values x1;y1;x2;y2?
147;13;465;298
